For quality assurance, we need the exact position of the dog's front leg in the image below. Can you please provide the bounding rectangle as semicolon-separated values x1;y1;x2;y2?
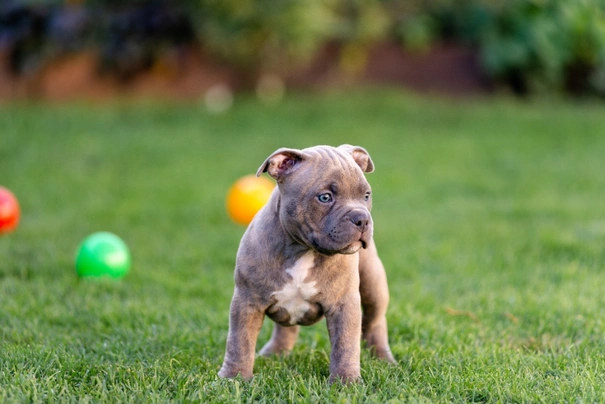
359;241;396;363
325;294;362;383
219;288;264;380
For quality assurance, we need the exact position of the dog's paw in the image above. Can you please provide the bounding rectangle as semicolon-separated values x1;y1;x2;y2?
328;372;362;384
258;342;292;357
218;366;253;380
374;348;397;364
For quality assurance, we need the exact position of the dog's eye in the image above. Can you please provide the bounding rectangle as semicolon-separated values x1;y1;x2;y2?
364;192;371;201
317;193;333;203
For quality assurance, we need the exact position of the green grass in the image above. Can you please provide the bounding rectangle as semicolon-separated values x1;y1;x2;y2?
1;90;605;402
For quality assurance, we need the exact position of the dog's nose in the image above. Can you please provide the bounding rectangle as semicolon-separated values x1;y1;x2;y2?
350;210;370;232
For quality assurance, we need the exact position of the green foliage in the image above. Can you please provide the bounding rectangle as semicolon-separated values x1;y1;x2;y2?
394;0;605;96
397;13;439;52
190;0;395;68
192;0;337;68
1;92;605;401
6;0;605;96
332;0;392;44
477;0;605;96
186;0;605;95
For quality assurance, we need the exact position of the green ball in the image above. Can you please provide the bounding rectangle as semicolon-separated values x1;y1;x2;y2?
75;232;131;279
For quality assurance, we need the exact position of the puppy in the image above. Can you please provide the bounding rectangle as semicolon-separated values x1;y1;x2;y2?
219;145;395;382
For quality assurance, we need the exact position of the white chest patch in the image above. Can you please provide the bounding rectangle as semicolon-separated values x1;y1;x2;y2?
271;252;319;325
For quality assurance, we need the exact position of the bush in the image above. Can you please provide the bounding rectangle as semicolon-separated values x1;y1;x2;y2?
473;0;605;96
3;0;605;97
0;1;196;78
189;0;336;70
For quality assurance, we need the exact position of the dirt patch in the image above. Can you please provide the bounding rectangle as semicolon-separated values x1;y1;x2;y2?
286;42;491;96
0;43;491;102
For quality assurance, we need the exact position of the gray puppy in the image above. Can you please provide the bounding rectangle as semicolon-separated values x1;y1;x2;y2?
219;144;395;383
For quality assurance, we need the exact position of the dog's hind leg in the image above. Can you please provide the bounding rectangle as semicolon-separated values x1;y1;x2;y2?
259;324;300;356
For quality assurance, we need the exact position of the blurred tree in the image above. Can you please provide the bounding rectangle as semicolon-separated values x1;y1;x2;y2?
478;0;605;96
2;0;605;96
190;0;337;72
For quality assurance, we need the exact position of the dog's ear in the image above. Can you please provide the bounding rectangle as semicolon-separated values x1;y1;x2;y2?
257;148;306;181
338;144;375;173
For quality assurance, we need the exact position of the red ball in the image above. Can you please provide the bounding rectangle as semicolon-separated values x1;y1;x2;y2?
0;186;20;234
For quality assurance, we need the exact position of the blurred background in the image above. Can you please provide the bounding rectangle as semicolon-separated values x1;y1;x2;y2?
2;2;605;400
2;0;605;101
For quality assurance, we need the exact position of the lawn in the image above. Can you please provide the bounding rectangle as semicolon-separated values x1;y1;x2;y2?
1;90;605;402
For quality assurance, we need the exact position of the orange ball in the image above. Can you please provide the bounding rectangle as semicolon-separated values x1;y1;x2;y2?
0;186;20;234
226;175;275;226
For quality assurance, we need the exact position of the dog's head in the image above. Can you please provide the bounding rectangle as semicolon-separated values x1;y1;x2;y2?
257;144;374;255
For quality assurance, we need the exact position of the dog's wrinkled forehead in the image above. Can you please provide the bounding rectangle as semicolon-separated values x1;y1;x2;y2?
256;144;374;183
304;146;364;176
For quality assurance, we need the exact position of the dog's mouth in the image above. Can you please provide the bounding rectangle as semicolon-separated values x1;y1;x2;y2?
347;239;367;253
341;241;364;255
305;222;372;256
343;232;371;254
310;238;366;256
